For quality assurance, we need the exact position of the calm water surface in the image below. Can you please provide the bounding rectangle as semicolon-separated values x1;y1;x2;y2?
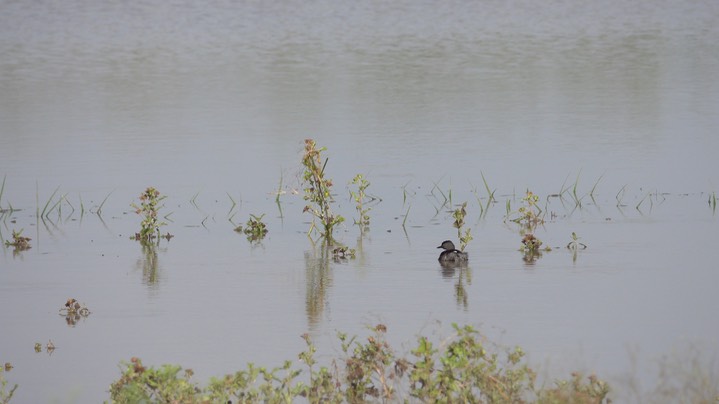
1;0;719;402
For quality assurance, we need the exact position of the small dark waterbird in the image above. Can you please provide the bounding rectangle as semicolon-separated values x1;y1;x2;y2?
437;240;469;263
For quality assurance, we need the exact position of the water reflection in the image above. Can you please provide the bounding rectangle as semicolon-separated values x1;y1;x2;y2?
440;261;472;310
303;243;334;329
135;242;165;289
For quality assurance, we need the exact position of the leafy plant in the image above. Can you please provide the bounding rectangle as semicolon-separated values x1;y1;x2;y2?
234;214;268;242
566;232;587;250
109;357;198;403
0;366;18;404
452;201;473;251
4;229;31;251
131;187;170;243
349;173;372;232
301;139;344;242
108;323;612;403
509;190;544;229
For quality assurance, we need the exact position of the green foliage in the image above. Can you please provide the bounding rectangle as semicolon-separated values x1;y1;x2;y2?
0;367;18;404
234;214;268;242
4;229;31;251
301;139;344;242
108;324;612;404
109;357;199;403
131;187;168;243
349;173;372;232
509;190;544;230
452;201;473;251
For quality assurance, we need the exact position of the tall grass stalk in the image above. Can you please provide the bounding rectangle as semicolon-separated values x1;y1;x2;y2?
0;175;6;210
40;186;60;218
97;190;113;216
616;185;627;207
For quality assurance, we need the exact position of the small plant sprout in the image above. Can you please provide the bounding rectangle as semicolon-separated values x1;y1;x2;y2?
507;190;545;234
452;202;473;251
4;229;31;251
131;187;171;243
301;139;344;242
567;232;588;250
234;214;268;242
349;173;372;232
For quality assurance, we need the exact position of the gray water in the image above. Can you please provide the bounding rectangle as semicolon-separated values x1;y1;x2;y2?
1;0;719;402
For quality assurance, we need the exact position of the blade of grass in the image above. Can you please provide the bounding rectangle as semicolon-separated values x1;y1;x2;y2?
480;171;496;203
41;186;60;218
402;204;411;227
0;174;6;209
97;190;113;216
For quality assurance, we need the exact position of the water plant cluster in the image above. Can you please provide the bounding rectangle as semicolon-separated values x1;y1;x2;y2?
234;214;269;242
130;187;170;243
301;139;345;242
108;324;610;403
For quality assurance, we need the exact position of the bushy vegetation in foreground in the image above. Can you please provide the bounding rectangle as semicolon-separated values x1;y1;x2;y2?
108;324;610;403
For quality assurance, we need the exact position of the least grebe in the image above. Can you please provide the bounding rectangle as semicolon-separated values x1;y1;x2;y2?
437;240;469;262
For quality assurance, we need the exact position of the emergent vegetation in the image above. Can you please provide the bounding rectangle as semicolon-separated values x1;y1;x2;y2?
3;229;31;251
108;323;611;403
452;201;473;251
131;187;169;243
349;173;372;232
301;139;344;242
234;214;269;242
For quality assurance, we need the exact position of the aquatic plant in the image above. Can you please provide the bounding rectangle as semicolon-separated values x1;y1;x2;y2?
510;190;544;229
566;232;588;250
59;298;91;326
471;171;496;219
301;139;344;242
332;246;356;260
234;213;268;242
131;187;169;243
521;233;544;253
4;229;31;251
109;323;611;403
349;173;372;232
452;201;473;251
0;365;17;404
709;191;716;213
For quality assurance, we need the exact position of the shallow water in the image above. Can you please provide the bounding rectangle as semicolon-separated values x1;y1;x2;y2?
1;0;719;402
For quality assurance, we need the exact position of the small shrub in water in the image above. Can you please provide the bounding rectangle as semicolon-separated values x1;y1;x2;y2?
234;213;268;242
301;139;344;242
349;173;372;232
131;187;169;243
4;229;31;251
452;201;473;251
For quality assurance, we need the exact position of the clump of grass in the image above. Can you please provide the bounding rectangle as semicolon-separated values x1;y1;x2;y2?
349;173;372;232
452;201;473;251
301;139;344;242
4;229;31;251
109;323;611;403
234;214;268;242
131;187;171;243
